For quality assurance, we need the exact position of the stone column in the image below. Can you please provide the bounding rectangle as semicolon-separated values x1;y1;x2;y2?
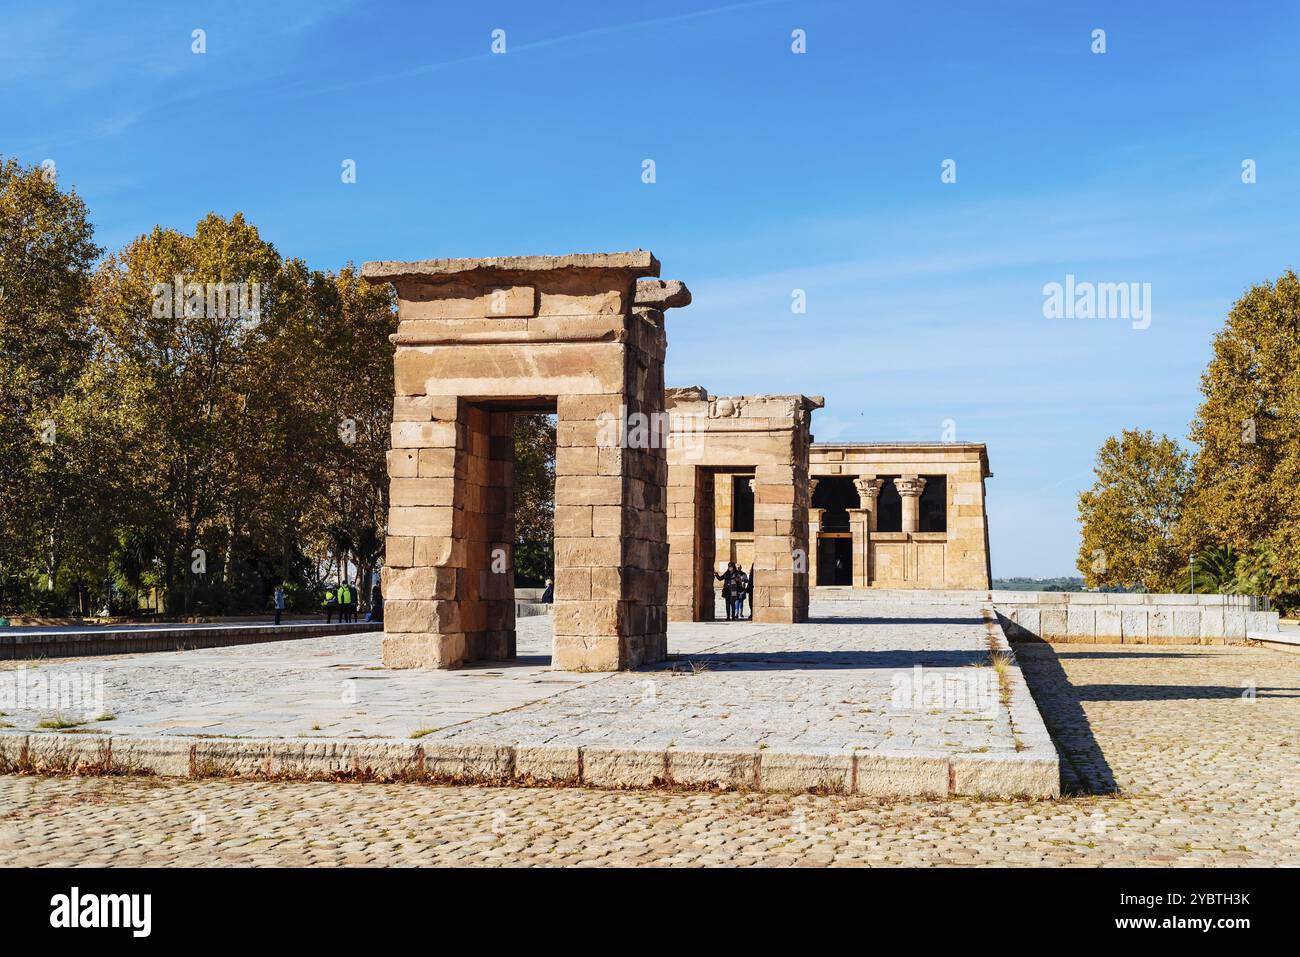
808;506;824;586
668;465;713;621
851;477;883;588
846;509;870;588
895;475;927;534
753;462;799;621
853;477;883;532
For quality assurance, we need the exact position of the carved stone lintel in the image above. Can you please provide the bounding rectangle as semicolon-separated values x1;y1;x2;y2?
710;397;745;418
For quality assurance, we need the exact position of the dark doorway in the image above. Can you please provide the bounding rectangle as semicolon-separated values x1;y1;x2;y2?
875;476;902;532
731;474;754;532
817;536;852;585
919;475;947;532
811;476;858;532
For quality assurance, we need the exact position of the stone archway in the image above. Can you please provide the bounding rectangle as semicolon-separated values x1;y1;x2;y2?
362;251;691;671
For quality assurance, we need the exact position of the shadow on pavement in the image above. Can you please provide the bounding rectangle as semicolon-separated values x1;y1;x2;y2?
1073;683;1299;701
1013;642;1120;796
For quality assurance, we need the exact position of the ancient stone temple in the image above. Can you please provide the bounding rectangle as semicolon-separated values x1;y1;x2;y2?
362;251;690;671
807;442;992;589
665;388;823;623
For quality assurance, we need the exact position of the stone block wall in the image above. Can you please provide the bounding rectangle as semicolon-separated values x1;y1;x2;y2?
809;443;991;590
809;586;1281;644
992;591;1278;645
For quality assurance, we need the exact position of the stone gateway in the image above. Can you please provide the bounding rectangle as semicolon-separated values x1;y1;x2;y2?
362;251;691;672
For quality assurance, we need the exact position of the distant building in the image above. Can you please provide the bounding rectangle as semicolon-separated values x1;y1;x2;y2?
714;442;992;590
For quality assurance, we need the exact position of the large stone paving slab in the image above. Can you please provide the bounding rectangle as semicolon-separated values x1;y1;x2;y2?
0;601;1058;796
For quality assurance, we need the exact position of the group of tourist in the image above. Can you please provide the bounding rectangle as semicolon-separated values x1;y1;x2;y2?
322;581;383;623
717;562;754;620
267;580;384;626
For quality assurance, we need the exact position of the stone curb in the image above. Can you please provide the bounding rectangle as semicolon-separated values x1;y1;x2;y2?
981;606;1061;798
0;622;382;660
0;731;1058;798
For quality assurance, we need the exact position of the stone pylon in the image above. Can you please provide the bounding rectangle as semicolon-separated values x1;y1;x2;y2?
362;251;690;671
664;387;822;623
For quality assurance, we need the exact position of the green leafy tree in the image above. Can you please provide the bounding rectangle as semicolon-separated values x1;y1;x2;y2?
513;414;555;585
288;265;396;605
0;156;101;591
92;213;282;612
1179;269;1300;601
1077;430;1191;591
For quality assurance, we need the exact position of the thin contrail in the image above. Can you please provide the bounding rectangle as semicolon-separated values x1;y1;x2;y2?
287;0;793;101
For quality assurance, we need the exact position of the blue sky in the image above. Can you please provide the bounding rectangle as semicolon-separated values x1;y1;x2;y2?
5;0;1299;576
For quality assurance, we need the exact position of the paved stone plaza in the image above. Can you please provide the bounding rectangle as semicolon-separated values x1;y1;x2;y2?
0;601;1055;794
0;617;622;739
2;638;1297;865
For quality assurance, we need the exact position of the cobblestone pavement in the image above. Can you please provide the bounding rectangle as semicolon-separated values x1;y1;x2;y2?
2;640;1297;866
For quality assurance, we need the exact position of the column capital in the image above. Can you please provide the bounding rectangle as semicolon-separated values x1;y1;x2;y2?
853;476;884;503
893;475;927;498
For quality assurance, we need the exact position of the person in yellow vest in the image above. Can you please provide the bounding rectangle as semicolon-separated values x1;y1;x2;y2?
337;582;354;624
323;586;338;623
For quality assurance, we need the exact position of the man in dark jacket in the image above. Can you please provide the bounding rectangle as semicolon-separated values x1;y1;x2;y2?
716;562;739;620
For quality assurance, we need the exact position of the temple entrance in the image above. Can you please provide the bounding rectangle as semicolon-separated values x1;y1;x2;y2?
817;535;853;585
368;250;686;672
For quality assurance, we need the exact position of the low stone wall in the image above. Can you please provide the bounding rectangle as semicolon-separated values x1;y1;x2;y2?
992;592;1278;645
0;621;381;660
811;586;1282;645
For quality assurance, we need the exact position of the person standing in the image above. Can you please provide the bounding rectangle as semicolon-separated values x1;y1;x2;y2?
716;562;738;620
337;581;353;624
273;584;285;626
367;580;383;623
746;566;755;621
323;586;338;624
732;569;749;621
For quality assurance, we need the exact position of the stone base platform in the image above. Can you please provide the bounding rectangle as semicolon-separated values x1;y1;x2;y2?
0;601;1059;798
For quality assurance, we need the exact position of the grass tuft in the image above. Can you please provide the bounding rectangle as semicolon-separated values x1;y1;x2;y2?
37;715;87;730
